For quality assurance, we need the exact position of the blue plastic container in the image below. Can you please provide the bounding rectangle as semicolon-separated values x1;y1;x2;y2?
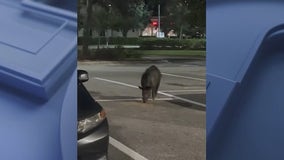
207;0;284;159
0;0;77;159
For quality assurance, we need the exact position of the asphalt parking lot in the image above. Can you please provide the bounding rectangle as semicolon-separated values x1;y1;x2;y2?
78;59;206;160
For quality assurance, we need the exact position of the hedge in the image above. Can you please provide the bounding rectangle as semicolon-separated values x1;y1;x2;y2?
140;38;205;50
78;37;141;45
78;37;206;50
78;46;143;60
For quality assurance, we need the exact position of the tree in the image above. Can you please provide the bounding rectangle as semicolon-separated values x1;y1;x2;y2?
90;5;109;48
165;0;191;40
188;0;205;28
81;0;95;57
78;1;83;31
156;0;206;39
144;0;167;16
79;0;151;39
106;0;150;37
187;0;206;35
129;2;151;36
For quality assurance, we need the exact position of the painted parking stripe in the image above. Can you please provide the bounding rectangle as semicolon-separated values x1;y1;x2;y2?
109;137;149;160
160;89;206;93
93;77;206;107
162;72;206;82
96;97;174;102
94;77;137;88
158;91;206;107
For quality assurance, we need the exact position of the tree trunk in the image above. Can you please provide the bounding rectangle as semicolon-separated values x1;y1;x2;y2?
179;25;183;41
82;0;93;57
122;29;128;38
97;36;100;49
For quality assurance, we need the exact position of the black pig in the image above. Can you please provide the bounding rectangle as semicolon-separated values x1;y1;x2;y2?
139;65;162;103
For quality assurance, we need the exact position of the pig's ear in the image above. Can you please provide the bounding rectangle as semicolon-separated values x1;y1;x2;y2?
138;86;143;89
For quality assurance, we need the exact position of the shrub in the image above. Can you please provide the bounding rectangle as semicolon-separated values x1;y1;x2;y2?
78;37;141;45
182;39;206;50
78;37;206;50
79;47;142;60
140;38;206;50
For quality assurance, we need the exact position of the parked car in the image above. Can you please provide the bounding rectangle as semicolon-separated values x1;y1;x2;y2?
77;70;109;160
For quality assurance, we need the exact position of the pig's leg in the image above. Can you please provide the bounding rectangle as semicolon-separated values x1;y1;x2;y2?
152;88;156;101
154;81;160;98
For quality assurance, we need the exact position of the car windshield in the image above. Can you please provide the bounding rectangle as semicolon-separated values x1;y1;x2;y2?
78;82;101;120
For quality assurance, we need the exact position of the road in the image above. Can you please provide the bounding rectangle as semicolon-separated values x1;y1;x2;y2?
78;60;206;160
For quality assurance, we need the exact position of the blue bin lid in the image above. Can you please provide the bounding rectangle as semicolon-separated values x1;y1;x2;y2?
0;0;77;159
207;1;284;160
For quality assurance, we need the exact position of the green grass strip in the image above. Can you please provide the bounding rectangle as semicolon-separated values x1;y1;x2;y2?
141;50;206;57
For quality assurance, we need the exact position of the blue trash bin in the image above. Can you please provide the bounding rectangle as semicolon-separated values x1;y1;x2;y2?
207;0;284;160
0;0;77;159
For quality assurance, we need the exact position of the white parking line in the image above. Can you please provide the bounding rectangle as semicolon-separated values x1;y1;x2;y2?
95;77;136;88
160;89;206;93
109;137;149;160
93;77;206;107
162;72;206;82
158;91;206;107
96;97;174;102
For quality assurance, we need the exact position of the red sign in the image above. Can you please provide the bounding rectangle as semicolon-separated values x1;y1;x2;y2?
152;21;158;26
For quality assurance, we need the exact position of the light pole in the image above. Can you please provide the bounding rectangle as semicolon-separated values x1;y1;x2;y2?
158;4;161;37
106;4;111;48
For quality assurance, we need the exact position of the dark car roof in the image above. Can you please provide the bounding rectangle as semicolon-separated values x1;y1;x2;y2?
78;81;102;120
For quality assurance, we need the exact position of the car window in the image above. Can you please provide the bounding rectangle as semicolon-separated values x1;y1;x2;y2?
78;82;101;120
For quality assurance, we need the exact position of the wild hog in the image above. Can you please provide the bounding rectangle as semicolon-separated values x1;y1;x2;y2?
139;65;162;103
